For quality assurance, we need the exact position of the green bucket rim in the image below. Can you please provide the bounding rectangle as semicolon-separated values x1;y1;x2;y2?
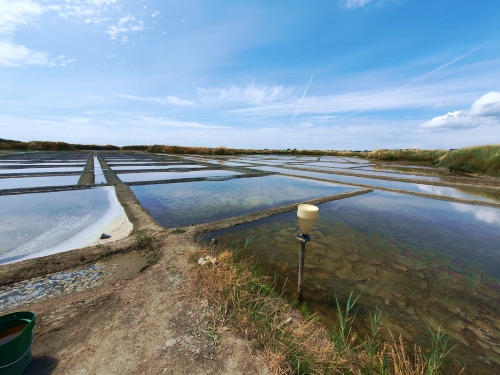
0;311;36;369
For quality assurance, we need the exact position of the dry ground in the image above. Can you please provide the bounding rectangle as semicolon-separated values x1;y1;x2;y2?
4;230;269;375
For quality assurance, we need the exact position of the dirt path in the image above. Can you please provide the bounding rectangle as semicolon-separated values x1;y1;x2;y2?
8;231;268;375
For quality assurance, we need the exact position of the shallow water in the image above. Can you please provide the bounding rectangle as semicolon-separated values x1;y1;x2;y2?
0;187;119;264
93;156;107;184
0;175;80;190
0;167;83;174
200;159;252;167
117;169;243;183
0;162;86;166
199;191;500;372
295;164;440;181
300;161;367;169
253;166;500;203
131;175;359;227
110;164;206;171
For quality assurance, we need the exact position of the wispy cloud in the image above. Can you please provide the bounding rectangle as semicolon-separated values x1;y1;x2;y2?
0;0;44;35
342;0;375;9
106;14;144;42
197;82;291;105
0;41;74;67
46;0;118;24
419;92;500;131
117;94;195;106
136;116;230;129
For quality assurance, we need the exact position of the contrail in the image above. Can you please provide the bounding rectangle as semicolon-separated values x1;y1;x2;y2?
423;44;482;79
291;72;314;124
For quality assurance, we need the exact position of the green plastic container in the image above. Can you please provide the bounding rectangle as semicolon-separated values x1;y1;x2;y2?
0;311;36;375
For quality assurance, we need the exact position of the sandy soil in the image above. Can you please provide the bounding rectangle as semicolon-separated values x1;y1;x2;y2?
15;231;269;375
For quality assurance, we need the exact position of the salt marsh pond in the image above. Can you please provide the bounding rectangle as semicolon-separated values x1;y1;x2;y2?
1;151;499;374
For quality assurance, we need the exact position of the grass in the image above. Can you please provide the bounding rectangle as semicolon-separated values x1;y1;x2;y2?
134;230;161;266
192;242;458;374
367;149;447;163
436;145;500;177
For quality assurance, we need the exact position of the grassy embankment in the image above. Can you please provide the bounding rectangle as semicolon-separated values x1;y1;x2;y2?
365;146;500;177
193;242;457;375
2;138;498;177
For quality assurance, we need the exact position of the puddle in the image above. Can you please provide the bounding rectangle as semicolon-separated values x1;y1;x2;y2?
253;166;500;203
0;175;80;190
199;191;500;373
132;175;359;227
117;169;243;183
0;252;147;311
0;186;131;264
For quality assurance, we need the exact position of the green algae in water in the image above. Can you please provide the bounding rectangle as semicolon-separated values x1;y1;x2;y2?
131;175;359;227
199;191;500;373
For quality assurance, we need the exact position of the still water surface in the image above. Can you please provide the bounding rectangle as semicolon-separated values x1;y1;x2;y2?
199;191;500;373
132;175;359;227
0;187;117;264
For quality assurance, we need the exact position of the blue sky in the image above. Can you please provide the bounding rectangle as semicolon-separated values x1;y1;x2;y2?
1;0;499;150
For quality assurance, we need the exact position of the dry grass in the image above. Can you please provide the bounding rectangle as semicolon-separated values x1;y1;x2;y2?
191;245;445;375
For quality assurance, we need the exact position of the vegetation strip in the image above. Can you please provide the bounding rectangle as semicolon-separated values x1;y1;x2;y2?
2;140;498;177
193;243;459;374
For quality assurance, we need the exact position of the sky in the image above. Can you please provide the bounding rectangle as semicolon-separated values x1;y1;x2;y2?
1;0;500;150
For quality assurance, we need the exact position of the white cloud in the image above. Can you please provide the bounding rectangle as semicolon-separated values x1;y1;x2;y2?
0;40;74;66
342;0;374;9
46;0;118;24
151;10;160;18
451;203;500;225
117;94;195;106
420;92;500;131
106;14;144;40
470;91;500;116
197;83;291;105
0;0;44;35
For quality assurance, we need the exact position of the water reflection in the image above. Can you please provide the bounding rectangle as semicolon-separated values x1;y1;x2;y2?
0;175;80;190
0;167;83;174
93;156;107;184
199;191;500;373
132;175;359;227
450;203;500;224
0;187;123;264
252;166;499;203
110;164;205;171
118;169;243;183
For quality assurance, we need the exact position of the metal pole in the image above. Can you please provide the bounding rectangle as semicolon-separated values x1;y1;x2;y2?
298;241;306;302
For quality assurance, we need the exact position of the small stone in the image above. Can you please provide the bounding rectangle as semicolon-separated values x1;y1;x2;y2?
100;233;111;239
